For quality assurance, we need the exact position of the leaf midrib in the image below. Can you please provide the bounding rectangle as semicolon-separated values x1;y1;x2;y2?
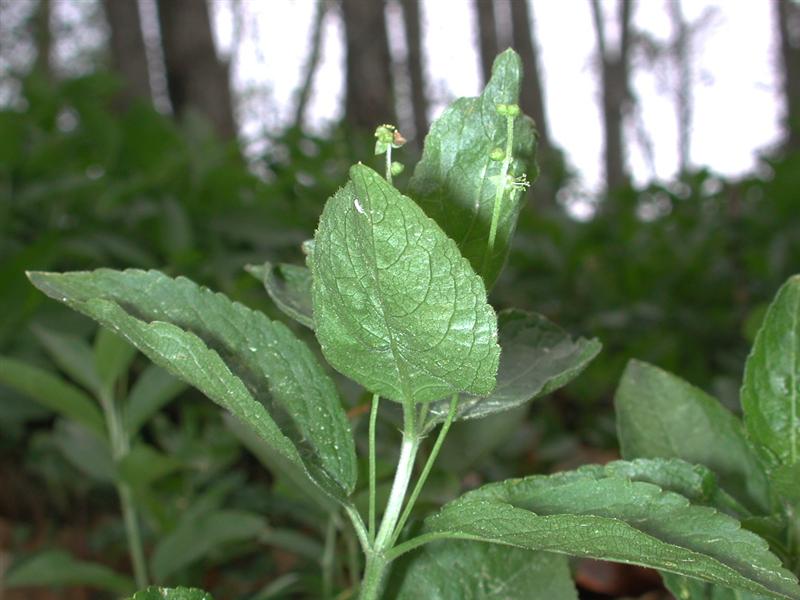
358;172;414;404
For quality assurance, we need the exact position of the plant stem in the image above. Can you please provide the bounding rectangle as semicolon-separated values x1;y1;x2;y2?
368;394;380;542
322;513;338;599
374;405;418;549
485;113;516;261
117;481;148;589
359;552;388;600
389;394;458;546
360;403;420;599
385;146;393;184
99;389;149;588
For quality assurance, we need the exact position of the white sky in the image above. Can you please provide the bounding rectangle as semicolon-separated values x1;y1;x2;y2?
211;0;782;192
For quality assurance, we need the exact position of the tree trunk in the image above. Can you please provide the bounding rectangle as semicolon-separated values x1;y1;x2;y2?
474;0;499;86
400;0;428;145
591;0;633;193
156;0;237;139
33;0;51;78
341;0;394;131
669;0;691;172
510;0;549;151
102;0;152;108
776;0;800;153
293;0;329;129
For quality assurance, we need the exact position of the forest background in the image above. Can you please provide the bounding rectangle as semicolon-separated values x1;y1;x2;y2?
1;0;800;598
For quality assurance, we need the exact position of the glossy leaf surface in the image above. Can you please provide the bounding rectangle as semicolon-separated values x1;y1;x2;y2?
311;164;499;404
28;269;356;501
388;542;577;600
421;462;800;599
615;359;769;512
128;588;213;600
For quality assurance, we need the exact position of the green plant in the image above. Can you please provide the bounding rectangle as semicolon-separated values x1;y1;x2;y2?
615;273;800;599
22;50;800;600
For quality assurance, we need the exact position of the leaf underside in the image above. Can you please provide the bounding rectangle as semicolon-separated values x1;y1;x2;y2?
427;309;600;426
421;461;800;600
311;164;499;404
246;261;314;330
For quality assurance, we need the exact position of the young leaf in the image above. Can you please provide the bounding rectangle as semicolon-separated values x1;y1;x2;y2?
151;509;265;583
128;588;213;600
427;310;601;426
0;356;106;437
418;463;800;600
387;542;577;600
5;550;135;594
311;164;500;404
741;275;800;469
246;262;314;330
409;49;537;289
28;269;357;501
125;364;187;436
615;360;769;513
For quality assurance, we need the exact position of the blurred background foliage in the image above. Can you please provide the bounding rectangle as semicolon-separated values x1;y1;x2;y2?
1;0;800;598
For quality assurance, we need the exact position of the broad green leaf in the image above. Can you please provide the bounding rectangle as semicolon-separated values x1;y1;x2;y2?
409;48;537;289
663;574;767;600
28;269;357;501
311;164;500;404
5;550;135;594
33;326;103;394
387;542;577;600
128;587;213;600
615;360;769;513
0;356;106;437
151;509;265;582
125;364;186;436
246;262;314;330
420;462;800;600
428;310;601;426
94;327;137;391
742;275;800;469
